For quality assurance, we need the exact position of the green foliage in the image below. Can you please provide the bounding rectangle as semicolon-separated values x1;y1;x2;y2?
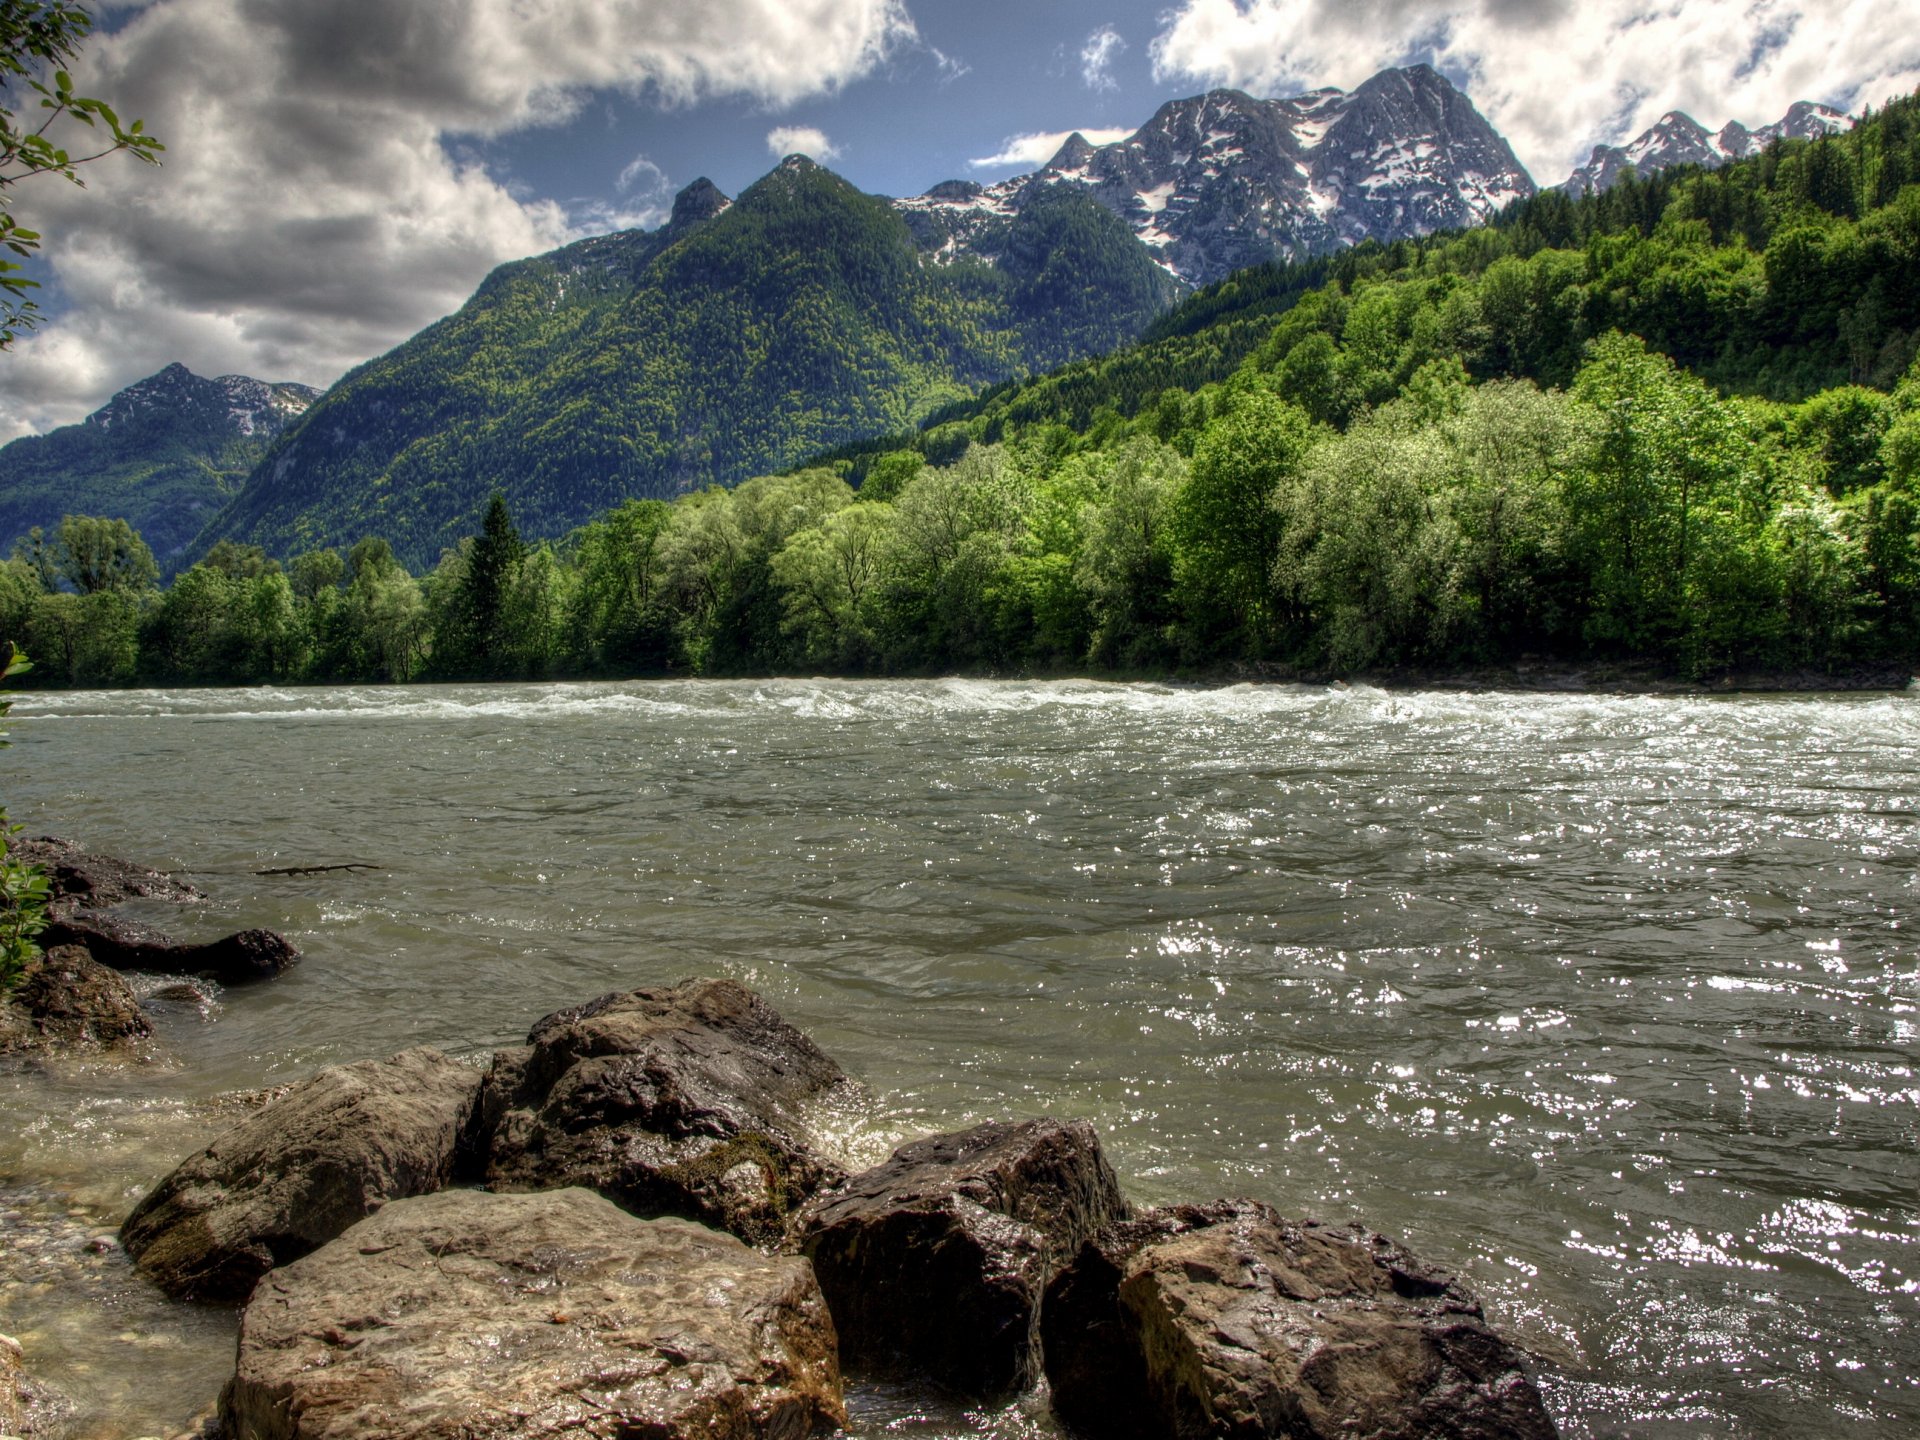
1;0;162;344
0;642;47;994
10;93;1920;687
196;164;1176;568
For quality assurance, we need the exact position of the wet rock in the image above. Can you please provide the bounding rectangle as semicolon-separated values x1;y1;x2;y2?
0;944;153;1057
11;835;205;910
121;1047;484;1302
222;1187;845;1440
790;1117;1127;1399
482;978;850;1246
39;911;299;985
0;1330;74;1438
1041;1199;1559;1440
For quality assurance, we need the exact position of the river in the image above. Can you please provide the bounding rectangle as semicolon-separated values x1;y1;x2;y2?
1;679;1915;1438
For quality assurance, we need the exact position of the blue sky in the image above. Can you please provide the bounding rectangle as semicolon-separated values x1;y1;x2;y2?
470;1;1252;215
3;0;1915;440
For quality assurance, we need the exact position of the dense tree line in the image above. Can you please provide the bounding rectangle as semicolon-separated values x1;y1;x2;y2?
3;328;1915;686
6;95;1920;685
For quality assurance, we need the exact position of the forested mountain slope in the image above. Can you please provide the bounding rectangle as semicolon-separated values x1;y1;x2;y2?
193;160;1178;569
0;365;316;566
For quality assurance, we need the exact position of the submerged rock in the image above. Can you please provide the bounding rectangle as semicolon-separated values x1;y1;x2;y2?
222;1187;845;1440
791;1117;1127;1399
1042;1199;1558;1440
40;910;299;985
0;1330;73;1438
482;978;850;1245
0;943;153;1057
13;834;298;985
11;835;204;909
121;1047;484;1301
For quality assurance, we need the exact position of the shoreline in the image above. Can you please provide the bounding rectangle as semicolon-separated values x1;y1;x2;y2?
9;660;1915;700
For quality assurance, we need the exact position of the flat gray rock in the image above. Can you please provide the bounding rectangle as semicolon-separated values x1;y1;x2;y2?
223;1187;845;1440
122;1047;484;1301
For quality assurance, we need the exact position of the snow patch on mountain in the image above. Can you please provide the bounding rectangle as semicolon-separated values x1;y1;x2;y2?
892;65;1535;288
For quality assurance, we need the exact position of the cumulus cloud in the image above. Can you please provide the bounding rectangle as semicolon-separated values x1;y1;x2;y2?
0;0;918;439
1081;25;1127;92
969;127;1135;170
766;126;842;161
1149;0;1920;184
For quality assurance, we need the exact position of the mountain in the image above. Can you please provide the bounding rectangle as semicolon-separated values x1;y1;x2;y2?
896;65;1535;287
0;364;318;566
1561;100;1852;194
193;159;1179;568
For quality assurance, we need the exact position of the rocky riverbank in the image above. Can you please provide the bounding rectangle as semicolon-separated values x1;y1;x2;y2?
3;843;1561;1439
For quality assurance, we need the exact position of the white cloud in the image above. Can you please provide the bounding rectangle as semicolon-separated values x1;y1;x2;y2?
617;154;668;196
1081;25;1127;92
969;127;1135;170
766;126;842;161
0;0;918;440
1149;0;1920;184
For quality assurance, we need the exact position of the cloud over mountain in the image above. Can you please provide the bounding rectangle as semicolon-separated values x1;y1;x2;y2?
1149;0;1918;182
0;0;918;439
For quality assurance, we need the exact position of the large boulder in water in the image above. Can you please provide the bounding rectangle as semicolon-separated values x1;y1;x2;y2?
481;978;850;1246
789;1117;1127;1399
121;1047;484;1301
1041;1199;1558;1440
222;1187;846;1440
39;909;299;984
0;944;153;1057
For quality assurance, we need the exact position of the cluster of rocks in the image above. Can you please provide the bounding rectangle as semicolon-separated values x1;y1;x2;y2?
0;838;299;1059
116;977;1559;1440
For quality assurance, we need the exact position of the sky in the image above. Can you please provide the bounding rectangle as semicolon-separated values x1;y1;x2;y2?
1;0;1916;441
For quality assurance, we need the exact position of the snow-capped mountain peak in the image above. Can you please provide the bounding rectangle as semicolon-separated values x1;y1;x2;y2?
1561;100;1853;194
894;65;1535;288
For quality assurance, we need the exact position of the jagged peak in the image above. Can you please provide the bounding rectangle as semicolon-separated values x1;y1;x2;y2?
668;177;730;231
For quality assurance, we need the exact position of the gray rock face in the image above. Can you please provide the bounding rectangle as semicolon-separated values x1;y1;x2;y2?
1042;1199;1558;1440
1560;100;1851;194
791;1117;1128;1400
897;65;1535;286
0;943;153;1056
121;1047;485;1301
222;1187;845;1440
482;978;850;1246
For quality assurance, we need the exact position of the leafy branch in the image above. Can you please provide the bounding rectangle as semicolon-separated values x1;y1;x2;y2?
1;1;163;346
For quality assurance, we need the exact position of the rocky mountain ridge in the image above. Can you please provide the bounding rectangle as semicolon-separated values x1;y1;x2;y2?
0;364;318;564
1561;99;1852;194
897;64;1535;287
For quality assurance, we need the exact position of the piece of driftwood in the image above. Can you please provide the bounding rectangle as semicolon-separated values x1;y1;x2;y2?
255;862;383;877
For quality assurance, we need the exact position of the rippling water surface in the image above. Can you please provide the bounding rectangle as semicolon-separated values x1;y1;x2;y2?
2;679;1916;1438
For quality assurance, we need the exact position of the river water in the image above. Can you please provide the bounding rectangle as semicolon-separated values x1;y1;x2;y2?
0;679;1915;1438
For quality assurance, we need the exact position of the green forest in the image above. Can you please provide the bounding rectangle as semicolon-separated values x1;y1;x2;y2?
6;92;1920;687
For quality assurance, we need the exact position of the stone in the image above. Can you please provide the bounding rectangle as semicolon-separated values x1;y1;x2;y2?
482;978;850;1246
222;1187;845;1440
39;910;299;984
0;944;153;1056
1041;1199;1559;1440
790;1117;1127;1399
121;1047;484;1301
10;835;204;910
0;1330;73;1438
